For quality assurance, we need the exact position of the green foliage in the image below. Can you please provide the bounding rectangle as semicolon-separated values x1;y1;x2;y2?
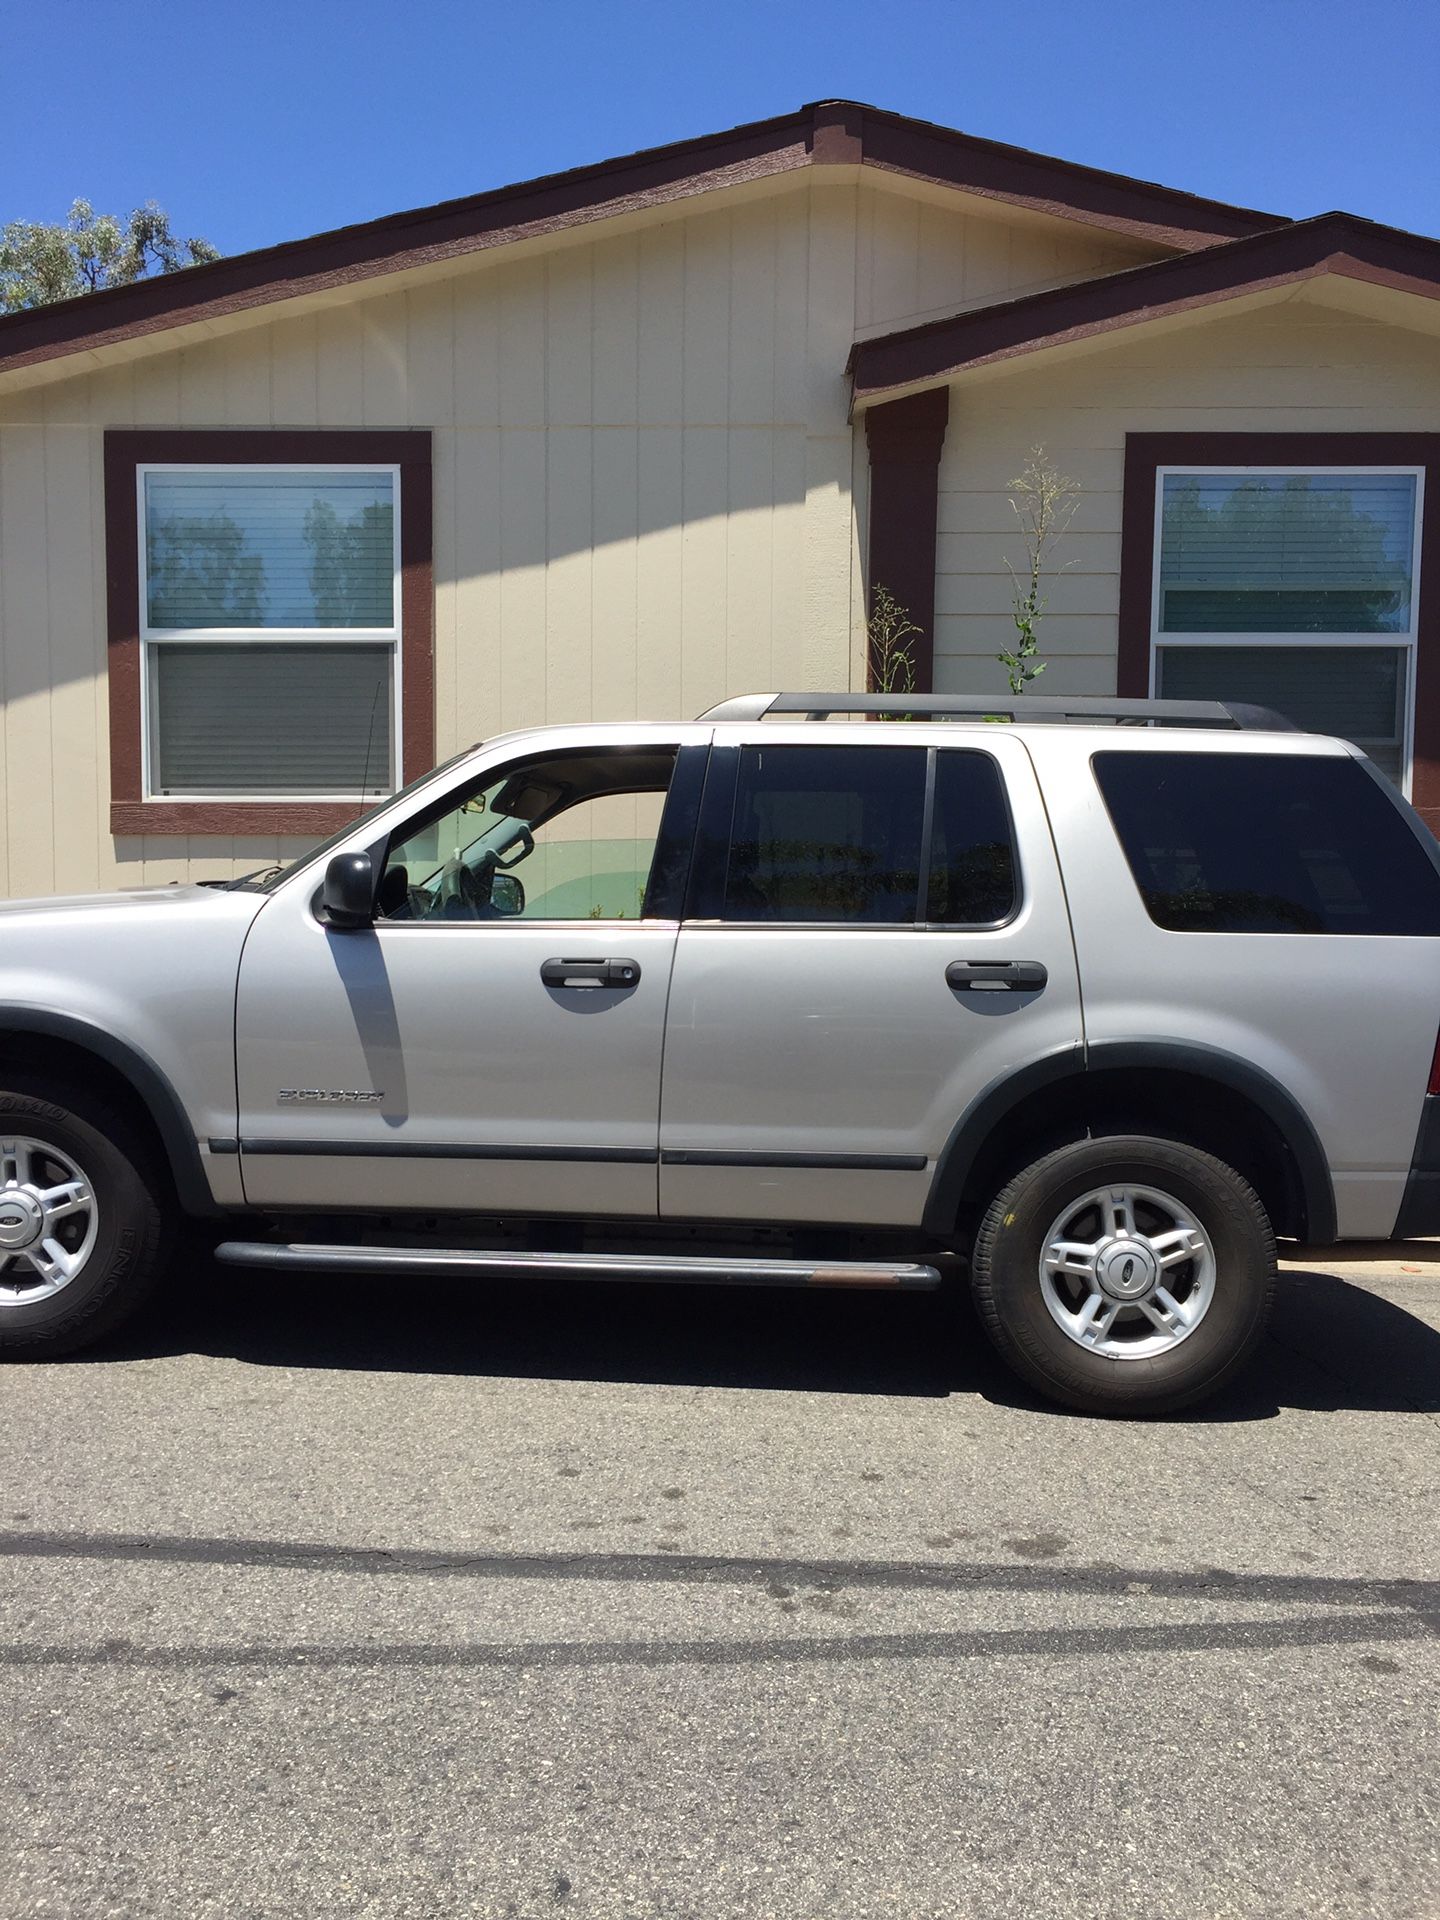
0;199;219;312
999;447;1081;695
867;584;920;697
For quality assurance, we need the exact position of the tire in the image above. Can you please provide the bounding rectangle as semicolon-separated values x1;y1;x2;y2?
0;1080;170;1359
971;1135;1275;1416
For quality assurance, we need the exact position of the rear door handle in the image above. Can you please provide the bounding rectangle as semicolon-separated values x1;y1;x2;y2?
946;959;1048;993
541;956;642;991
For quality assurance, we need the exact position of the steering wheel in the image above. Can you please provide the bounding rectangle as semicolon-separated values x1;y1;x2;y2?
433;850;499;919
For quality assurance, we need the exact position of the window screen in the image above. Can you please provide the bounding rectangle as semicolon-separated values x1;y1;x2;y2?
150;643;393;797
1093;751;1440;936
722;746;926;923
1157;646;1406;783
926;752;1017;924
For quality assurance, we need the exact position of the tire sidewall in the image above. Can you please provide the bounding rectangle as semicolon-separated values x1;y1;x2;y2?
976;1136;1274;1412
0;1090;158;1345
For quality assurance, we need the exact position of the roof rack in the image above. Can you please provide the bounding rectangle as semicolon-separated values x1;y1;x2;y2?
696;692;1297;730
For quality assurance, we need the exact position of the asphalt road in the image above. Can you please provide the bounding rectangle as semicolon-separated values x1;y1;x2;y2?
1;1249;1437;1920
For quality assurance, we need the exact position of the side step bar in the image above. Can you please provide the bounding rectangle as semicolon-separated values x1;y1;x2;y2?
215;1241;942;1291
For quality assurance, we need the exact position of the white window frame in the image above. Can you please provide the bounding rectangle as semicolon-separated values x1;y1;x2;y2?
136;461;404;804
1148;464;1426;797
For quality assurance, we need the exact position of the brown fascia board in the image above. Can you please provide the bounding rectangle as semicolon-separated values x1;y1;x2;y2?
0;101;1289;380
844;104;1284;248
849;212;1440;403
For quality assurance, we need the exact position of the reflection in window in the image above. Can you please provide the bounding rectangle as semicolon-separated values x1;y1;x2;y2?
1094;751;1440;936
926;751;1017;925
722;746;926;923
1153;469;1420;788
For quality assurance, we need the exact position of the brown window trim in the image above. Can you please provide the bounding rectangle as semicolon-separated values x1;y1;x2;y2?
1119;431;1440;832
104;429;433;837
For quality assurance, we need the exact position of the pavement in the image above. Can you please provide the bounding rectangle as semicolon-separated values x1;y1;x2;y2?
0;1246;1436;1920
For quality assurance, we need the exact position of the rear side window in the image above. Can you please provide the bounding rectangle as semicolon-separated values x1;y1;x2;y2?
723;746;925;922
1093;751;1440;935
927;751;1017;925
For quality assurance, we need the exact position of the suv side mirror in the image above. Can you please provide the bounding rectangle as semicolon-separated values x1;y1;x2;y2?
321;852;376;930
489;872;525;917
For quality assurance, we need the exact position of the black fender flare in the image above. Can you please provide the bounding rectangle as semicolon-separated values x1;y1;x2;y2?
922;1038;1336;1243
0;1007;218;1216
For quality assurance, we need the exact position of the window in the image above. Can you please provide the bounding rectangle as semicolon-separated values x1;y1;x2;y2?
377;748;677;923
926;751;1017;925
722;746;927;923
104;431;432;837
142;467;398;799
1150;468;1422;786
1093;751;1440;936
709;744;1018;927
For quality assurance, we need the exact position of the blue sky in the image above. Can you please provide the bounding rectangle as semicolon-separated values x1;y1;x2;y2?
3;0;1438;257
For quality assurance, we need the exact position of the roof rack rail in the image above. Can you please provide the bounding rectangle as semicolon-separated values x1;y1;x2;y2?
696;692;1297;730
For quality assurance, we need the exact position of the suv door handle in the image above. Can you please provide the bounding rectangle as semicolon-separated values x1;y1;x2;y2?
541;957;643;991
946;959;1048;993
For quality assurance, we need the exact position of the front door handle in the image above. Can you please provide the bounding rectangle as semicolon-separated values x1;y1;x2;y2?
541;956;642;991
946;959;1048;994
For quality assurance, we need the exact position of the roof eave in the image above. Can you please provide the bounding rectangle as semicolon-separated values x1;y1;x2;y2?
849;214;1440;405
0;100;1290;384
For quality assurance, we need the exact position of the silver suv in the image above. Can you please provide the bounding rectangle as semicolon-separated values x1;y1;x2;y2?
3;691;1438;1415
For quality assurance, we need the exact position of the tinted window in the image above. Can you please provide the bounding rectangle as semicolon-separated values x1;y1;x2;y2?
1093;751;1440;935
926;752;1017;924
722;746;925;922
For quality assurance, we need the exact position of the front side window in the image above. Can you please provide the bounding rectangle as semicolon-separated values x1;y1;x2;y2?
378;749;676;923
1152;470;1420;786
1094;750;1440;936
141;466;399;799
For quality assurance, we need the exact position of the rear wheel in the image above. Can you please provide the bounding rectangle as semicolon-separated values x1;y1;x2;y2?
971;1136;1275;1415
0;1084;169;1359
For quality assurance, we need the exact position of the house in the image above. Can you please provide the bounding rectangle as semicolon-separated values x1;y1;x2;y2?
1;100;1438;895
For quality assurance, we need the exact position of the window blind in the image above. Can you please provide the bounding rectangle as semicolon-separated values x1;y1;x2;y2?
150;643;393;796
144;470;395;630
1158;474;1416;634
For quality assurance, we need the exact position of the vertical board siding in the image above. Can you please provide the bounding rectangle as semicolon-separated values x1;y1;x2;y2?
933;306;1440;698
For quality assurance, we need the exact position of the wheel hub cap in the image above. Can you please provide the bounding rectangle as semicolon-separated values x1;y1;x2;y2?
1038;1181;1217;1361
0;1134;100;1307
0;1190;45;1251
1095;1239;1159;1301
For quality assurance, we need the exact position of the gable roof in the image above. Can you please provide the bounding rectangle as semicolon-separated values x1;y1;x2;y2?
849;211;1440;403
0;101;1288;383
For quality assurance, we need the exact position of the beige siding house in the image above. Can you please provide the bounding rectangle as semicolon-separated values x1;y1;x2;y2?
2;101;1439;894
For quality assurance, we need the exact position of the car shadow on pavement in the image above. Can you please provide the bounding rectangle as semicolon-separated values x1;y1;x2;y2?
86;1254;1440;1420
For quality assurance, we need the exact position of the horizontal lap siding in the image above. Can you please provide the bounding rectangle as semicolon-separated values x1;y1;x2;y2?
933;305;1440;698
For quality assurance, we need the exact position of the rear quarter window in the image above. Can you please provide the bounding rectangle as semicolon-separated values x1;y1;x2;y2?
1092;751;1440;935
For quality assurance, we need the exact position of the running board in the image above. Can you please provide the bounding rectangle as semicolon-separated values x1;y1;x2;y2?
214;1241;942;1290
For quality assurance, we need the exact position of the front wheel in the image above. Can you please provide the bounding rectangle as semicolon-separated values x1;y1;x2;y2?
971;1136;1275;1416
0;1083;170;1359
